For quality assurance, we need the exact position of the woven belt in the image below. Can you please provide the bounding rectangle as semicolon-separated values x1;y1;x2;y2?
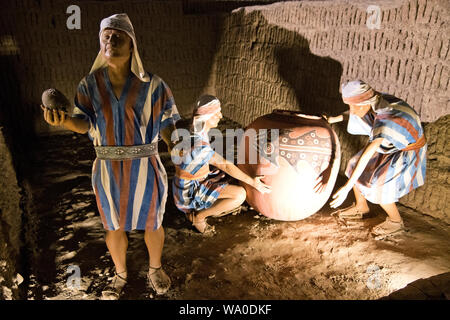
175;165;209;181
401;135;426;151
95;143;158;160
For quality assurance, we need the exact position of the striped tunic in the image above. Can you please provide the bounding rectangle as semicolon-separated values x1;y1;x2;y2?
172;134;228;213
345;94;427;204
73;67;180;231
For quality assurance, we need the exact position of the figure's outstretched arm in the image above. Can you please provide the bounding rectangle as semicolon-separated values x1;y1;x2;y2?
41;105;89;134
209;152;271;194
324;110;349;124
330;137;383;208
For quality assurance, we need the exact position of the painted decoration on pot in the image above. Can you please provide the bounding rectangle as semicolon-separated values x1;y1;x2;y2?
237;110;341;221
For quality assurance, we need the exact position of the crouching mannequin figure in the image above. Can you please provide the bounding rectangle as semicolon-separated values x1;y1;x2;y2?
327;80;427;240
172;95;271;234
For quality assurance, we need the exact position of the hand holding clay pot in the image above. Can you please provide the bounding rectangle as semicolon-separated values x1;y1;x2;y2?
41;105;66;127
41;88;70;127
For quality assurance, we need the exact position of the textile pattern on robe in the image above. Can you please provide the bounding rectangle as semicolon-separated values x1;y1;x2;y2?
172;134;228;213
73;67;180;231
345;94;427;204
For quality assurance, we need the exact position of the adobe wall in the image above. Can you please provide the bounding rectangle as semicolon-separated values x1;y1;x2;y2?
213;0;449;222
215;0;448;124
0;129;22;299
401;114;449;223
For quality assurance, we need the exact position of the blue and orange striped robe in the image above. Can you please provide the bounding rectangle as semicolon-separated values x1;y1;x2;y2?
345;94;427;204
172;134;228;213
73;68;180;231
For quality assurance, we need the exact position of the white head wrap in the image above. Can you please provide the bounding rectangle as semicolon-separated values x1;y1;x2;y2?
89;13;150;82
192;95;221;134
342;80;393;114
341;80;377;105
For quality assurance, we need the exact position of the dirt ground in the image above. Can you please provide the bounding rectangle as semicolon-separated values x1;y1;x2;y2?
25;132;450;300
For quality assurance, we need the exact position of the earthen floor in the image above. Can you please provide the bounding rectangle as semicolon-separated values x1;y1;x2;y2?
26;132;450;300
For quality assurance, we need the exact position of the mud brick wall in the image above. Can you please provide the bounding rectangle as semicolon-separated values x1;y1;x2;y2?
0;129;22;299
213;0;449;222
215;0;449;124
1;0;219;135
183;0;279;14
400;115;450;224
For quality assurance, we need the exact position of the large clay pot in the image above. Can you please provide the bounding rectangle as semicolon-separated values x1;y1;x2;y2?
237;110;341;221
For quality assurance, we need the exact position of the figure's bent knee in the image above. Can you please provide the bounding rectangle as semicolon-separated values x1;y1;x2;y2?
236;186;247;204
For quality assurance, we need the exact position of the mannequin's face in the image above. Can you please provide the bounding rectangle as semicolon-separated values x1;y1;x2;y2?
100;28;132;64
209;111;222;128
349;104;371;118
203;110;222;131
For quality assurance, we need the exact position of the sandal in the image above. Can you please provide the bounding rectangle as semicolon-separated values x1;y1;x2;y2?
372;217;406;240
212;205;242;218
186;212;216;234
147;266;171;295
331;203;370;220
101;271;127;300
193;218;215;234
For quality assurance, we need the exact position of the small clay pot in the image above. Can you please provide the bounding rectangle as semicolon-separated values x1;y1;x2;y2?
41;88;69;112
